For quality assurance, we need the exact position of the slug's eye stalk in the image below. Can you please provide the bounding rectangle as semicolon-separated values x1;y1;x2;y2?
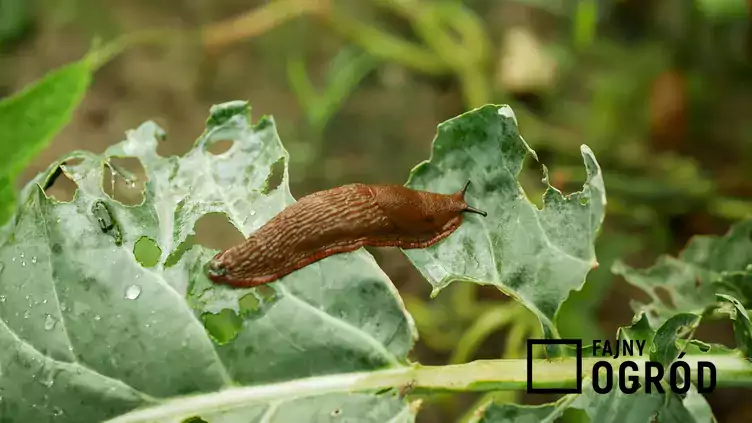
457;180;487;217
460;180;471;197
464;205;487;217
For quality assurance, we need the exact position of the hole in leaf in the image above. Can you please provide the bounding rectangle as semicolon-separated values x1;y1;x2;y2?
653;287;676;309
330;408;342;417
261;157;285;195
518;169;545;210
182;417;208;423
239;293;260;315
164;235;197;268
102;158;146;206
693;319;735;349
201;309;242;345
134;237;161;268
256;285;277;303
43;163;81;203
194;213;245;251
206;139;235;155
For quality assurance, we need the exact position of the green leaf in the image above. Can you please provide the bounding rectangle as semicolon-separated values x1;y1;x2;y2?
716;293;752;356
471;384;716;423
402;105;606;344
470;311;717;423
0;101;416;422
0;57;93;228
470;400;565;422
612;219;752;328
649;313;701;366
0;59;92;179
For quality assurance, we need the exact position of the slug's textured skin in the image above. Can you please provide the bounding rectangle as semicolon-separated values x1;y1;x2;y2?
207;182;486;287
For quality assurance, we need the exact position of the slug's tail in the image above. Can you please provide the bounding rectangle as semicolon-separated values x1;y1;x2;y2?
455;180;487;217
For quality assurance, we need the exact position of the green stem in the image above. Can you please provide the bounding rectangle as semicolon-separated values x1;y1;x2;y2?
325;9;448;75
106;355;752;423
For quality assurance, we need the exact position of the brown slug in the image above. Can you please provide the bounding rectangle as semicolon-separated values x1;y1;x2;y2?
206;180;487;287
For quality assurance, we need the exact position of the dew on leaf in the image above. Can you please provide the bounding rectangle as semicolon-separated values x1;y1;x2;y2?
21;261;26;267
94;315;101;321
44;314;57;330
331;408;342;417
31;256;37;264
23;310;30;319
124;285;142;300
0;295;5;303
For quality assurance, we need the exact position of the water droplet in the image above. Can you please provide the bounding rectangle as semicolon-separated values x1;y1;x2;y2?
20;252;24;258
250;210;257;216
31;257;37;264
21;261;26;267
56;218;61;223
124;285;141;300
94;315;101;321
135;274;141;279
44;314;57;330
11;257;15;262
43;299;47;304
41;376;54;388
0;295;4;302
23;310;30;319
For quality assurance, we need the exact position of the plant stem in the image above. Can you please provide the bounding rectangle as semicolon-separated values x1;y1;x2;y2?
106;354;752;423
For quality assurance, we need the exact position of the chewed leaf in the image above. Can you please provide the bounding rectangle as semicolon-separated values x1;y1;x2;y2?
470;382;714;423
469;400;564;423
403;105;606;343
716;294;752;357
0;101;416;422
613;219;752;328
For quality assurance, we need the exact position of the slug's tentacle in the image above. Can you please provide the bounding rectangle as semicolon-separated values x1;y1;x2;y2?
464;206;487;217
207;181;487;288
455;180;487;217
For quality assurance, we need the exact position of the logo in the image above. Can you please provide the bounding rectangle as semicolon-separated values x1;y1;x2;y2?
526;339;717;395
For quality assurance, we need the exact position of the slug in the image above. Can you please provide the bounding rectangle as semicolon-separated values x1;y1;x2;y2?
207;180;487;287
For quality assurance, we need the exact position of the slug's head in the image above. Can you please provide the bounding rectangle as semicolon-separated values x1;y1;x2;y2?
384;180;487;235
206;251;232;285
206;246;279;288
